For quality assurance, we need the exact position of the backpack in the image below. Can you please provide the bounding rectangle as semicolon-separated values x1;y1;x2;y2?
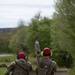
39;57;55;75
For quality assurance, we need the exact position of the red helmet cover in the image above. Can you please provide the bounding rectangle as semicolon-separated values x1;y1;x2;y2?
43;47;51;55
18;52;25;59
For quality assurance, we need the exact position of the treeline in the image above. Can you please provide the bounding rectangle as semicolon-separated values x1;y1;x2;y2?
9;16;51;53
0;28;13;53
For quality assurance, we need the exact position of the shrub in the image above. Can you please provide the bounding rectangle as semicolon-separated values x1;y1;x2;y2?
52;50;73;68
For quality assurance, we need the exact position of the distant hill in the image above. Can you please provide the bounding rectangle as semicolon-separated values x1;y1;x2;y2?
0;28;13;33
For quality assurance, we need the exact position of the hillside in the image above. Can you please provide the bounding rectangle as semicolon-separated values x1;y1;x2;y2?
0;28;13;33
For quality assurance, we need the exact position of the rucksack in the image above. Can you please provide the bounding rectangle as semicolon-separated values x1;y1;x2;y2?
39;57;55;75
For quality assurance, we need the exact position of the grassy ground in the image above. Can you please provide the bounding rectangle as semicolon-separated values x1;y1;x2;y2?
0;54;37;75
0;68;6;75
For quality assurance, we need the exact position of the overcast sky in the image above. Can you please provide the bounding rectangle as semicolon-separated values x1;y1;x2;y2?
0;0;55;28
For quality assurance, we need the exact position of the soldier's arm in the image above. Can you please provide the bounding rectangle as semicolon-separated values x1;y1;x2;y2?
53;61;57;72
35;33;41;66
35;33;41;55
4;61;15;75
5;69;10;75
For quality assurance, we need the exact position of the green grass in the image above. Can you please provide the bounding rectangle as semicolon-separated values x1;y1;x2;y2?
0;68;6;75
0;55;16;75
0;54;37;75
28;55;37;70
0;55;16;61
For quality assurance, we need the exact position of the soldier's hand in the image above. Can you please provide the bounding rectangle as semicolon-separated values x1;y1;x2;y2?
35;33;38;41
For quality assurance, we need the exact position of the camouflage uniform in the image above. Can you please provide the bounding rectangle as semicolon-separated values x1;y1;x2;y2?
5;59;32;75
35;40;57;75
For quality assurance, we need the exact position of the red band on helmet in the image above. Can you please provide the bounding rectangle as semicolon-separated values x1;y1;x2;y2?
43;48;51;55
18;52;25;59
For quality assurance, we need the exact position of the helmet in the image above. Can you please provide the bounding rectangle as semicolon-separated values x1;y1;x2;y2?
17;52;25;59
43;47;51;56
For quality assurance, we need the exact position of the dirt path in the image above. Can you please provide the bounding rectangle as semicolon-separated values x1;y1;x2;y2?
29;69;68;75
0;54;13;57
54;69;68;75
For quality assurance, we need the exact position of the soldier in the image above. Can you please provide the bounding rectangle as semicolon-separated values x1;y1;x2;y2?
4;52;33;75
35;34;57;75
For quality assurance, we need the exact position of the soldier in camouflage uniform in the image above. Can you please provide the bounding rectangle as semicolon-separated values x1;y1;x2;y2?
5;52;32;75
35;34;57;75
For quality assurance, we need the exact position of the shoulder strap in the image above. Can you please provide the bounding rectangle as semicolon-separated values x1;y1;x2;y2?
15;61;29;75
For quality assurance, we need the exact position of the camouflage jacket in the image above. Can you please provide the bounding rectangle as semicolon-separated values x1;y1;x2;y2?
5;59;32;75
38;57;57;75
